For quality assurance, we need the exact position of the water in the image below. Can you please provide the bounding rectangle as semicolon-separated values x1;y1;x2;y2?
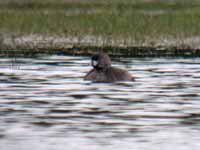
0;55;200;150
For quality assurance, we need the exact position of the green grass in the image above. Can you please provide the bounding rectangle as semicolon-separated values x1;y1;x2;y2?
0;0;200;43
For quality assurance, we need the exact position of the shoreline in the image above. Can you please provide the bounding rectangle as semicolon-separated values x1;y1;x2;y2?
1;33;200;57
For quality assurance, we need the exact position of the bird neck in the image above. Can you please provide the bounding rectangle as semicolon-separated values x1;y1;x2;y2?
95;66;111;72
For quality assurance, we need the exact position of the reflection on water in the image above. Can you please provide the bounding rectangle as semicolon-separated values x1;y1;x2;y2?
0;55;200;150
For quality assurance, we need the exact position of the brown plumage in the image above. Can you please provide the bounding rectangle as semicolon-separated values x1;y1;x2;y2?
84;52;134;82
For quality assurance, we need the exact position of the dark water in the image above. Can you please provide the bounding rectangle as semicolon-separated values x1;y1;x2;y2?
0;55;200;150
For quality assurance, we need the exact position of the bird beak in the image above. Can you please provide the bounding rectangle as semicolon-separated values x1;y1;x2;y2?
92;60;98;67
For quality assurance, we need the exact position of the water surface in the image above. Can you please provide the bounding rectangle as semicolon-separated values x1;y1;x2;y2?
0;55;200;150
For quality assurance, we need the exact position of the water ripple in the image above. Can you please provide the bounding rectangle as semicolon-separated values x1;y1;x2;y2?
0;56;200;150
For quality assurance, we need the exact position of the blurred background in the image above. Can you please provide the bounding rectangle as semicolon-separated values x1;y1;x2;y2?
0;0;200;52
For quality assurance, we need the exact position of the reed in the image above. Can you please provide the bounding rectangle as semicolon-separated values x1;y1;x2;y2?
0;0;200;45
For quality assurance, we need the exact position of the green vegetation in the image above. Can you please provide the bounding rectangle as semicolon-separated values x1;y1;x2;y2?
0;0;200;52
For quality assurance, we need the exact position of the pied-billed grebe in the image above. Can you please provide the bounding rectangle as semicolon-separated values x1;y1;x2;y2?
84;52;135;82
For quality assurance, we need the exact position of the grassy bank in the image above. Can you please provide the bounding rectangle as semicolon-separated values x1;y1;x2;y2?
0;0;200;56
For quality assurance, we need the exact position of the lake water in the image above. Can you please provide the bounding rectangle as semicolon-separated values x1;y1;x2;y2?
0;54;200;150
